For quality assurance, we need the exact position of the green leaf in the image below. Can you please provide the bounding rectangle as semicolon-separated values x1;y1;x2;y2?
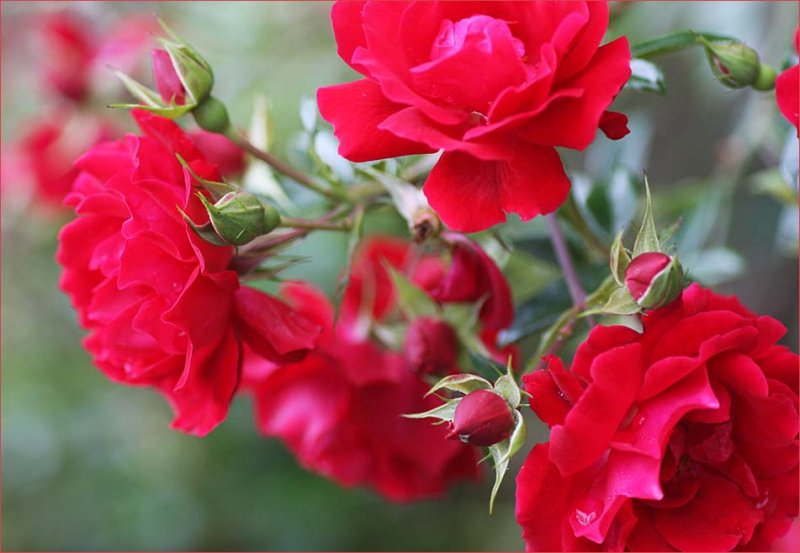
487;411;527;514
402;399;459;421
384;264;438;320
633;177;661;256
626;58;666;94
583;286;640;317
468;352;506;381
425;374;492;398
751;169;799;206
630;30;734;59
610;231;631;286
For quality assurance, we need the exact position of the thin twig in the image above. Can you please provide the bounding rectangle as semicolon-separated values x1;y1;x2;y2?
281;217;351;231
546;213;587;307
228;131;343;201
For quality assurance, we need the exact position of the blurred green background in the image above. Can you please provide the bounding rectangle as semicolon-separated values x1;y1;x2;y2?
2;2;798;551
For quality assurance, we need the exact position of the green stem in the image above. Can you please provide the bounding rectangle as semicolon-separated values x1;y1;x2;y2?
228;131;347;202
631;30;734;59
280;216;352;232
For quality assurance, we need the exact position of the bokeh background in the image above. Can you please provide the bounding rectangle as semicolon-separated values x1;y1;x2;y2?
2;2;798;551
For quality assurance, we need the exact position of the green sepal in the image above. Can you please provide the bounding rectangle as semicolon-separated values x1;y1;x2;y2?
385;264;439;320
176;154;237;200
177;206;229;246
493;358;520;409
610;230;631;286
424;374;493;398
402;398;459;422
488;411;527;514
582;286;641;317
633;177;660;256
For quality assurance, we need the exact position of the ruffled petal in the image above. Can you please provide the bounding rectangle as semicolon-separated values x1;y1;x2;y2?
317;79;435;162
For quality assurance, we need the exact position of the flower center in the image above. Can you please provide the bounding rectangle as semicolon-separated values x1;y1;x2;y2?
429;15;525;62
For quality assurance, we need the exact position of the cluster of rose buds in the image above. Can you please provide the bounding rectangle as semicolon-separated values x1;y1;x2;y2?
19;2;796;551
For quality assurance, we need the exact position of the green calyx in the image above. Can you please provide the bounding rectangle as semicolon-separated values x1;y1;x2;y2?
184;191;281;246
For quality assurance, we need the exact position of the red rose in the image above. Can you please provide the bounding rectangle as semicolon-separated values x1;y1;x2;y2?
431;232;514;332
776;27;799;133
188;130;246;178
517;284;799;551
339;235;514;362
36;11;154;103
37;11;96;101
1;111;116;211
57;111;320;436
244;282;479;501
403;316;459;375
317;1;631;231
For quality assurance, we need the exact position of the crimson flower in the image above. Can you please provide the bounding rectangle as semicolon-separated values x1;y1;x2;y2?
57;111;320;435
517;284;798;551
776;27;799;133
317;1;631;231
244;282;480;501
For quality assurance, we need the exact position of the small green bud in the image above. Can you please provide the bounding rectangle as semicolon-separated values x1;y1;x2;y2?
702;40;761;88
624;252;684;309
193;96;231;134
187;191;280;246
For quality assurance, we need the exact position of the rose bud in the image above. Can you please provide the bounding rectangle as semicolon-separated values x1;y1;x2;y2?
447;389;514;447
701;39;775;90
624;252;684;309
403;317;458;375
151;49;187;105
186;191;281;246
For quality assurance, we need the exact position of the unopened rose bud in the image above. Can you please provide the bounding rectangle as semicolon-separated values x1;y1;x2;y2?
404;317;458;375
151;49;186;105
196;191;280;246
624;252;684;309
447;389;514;447
702;40;762;89
156;32;213;105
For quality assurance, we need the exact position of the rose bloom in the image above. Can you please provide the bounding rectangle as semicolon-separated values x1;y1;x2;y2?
339;234;513;340
1;111;116;211
57;111;320;436
244;281;480;501
244;235;515;500
776;27;799;133
318;1;631;231
517;284;799;551
37;11;154;102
